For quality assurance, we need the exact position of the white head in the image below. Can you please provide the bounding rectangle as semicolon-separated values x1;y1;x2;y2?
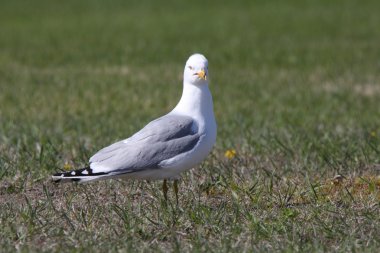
184;53;209;85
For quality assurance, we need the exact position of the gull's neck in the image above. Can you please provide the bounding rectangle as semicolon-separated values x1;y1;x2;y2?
171;82;215;126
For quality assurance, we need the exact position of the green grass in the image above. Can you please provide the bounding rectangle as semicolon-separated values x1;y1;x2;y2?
1;0;380;252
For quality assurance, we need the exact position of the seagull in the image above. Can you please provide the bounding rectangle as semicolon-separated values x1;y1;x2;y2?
52;53;217;200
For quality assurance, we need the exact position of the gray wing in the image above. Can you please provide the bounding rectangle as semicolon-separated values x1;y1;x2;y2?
89;114;200;174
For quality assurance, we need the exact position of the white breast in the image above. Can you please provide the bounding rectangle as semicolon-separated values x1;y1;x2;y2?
155;81;217;178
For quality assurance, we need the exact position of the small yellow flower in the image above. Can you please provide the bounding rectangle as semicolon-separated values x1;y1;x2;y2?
224;149;236;159
370;131;376;137
63;163;73;171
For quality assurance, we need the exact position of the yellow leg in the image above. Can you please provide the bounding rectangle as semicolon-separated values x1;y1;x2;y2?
163;179;168;201
173;179;179;204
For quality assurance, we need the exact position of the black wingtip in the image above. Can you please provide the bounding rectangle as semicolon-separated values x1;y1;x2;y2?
51;166;109;184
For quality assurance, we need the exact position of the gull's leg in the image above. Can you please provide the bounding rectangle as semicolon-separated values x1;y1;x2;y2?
163;179;168;201
173;179;179;204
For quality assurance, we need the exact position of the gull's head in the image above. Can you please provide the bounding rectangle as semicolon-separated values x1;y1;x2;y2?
184;53;209;85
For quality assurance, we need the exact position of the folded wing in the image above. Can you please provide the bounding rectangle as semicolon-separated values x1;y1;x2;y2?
89;114;200;174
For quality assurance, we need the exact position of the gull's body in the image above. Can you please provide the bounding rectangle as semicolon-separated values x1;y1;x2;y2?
52;54;216;184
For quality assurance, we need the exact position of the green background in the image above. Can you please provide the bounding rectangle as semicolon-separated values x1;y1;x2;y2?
1;0;379;252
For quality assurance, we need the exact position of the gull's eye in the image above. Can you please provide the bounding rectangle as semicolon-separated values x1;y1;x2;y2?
188;66;193;70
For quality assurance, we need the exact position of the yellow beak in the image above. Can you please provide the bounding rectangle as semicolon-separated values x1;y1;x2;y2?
197;70;207;80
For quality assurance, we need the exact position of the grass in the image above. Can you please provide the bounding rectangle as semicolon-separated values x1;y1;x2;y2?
1;0;380;252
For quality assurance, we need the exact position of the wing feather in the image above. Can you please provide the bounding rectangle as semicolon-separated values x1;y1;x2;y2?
89;114;199;174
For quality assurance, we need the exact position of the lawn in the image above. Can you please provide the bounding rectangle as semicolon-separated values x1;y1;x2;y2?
0;0;379;252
